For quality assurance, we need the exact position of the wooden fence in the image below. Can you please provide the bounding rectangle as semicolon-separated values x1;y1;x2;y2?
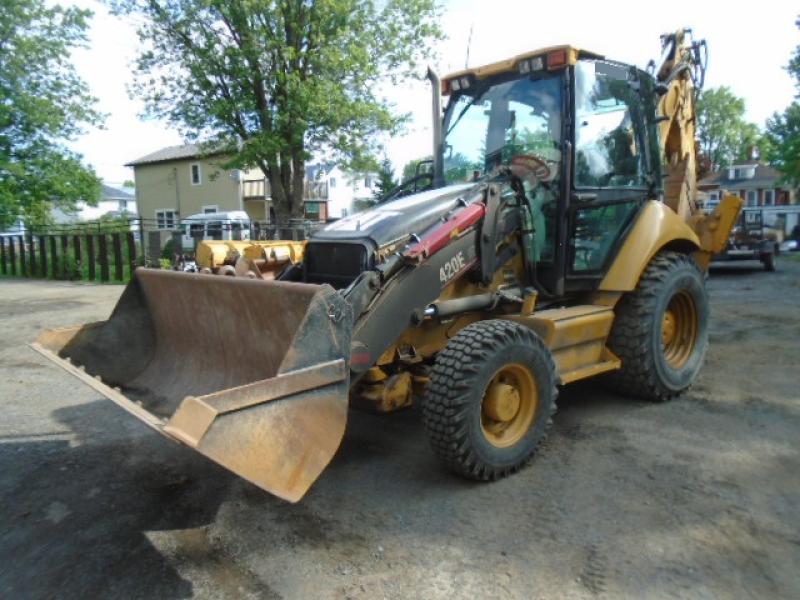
0;232;137;283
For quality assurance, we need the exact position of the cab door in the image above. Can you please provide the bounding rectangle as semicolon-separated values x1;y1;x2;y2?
565;60;657;291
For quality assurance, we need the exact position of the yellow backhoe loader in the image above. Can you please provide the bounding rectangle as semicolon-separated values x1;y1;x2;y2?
34;29;740;502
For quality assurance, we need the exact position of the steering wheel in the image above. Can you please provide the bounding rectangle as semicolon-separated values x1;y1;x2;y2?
509;154;552;184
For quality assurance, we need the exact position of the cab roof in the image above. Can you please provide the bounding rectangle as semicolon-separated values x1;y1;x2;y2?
442;45;604;87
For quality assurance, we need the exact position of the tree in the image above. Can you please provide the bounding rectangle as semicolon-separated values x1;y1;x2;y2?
763;17;800;187
695;87;763;169
114;0;442;222
401;156;433;182
373;157;397;200
122;179;135;188
788;16;800;94
765;104;800;188
0;0;103;230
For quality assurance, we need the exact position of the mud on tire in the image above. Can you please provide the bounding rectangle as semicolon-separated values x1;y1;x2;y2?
604;251;709;402
421;319;557;481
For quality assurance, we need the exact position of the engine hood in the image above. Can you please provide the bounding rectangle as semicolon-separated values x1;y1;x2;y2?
310;183;479;248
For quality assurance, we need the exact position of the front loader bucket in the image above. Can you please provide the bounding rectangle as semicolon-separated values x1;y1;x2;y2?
32;269;353;502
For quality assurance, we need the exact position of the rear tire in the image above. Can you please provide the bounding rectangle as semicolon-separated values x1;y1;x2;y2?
604;251;709;402
421;320;557;480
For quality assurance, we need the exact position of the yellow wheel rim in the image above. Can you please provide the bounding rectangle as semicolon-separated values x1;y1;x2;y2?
661;290;698;369
480;363;538;448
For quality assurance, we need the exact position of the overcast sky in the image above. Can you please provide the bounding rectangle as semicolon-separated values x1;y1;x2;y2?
67;0;798;185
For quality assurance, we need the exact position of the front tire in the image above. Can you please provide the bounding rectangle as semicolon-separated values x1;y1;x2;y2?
421;320;557;480
604;251;709;402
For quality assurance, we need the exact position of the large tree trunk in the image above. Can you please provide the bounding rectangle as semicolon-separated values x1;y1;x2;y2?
262;149;306;224
290;156;305;219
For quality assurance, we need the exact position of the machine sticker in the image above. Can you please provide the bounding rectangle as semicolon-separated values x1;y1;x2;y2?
439;251;466;285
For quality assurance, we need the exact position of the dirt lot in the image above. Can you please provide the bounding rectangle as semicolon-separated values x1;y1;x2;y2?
1;260;799;599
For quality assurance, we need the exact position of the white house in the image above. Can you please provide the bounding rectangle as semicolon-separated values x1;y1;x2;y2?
52;184;137;223
305;163;377;219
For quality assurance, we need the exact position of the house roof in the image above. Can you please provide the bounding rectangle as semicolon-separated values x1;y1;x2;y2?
126;143;225;167
101;184;135;201
698;162;786;189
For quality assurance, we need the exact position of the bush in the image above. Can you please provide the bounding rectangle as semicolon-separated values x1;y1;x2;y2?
161;238;176;260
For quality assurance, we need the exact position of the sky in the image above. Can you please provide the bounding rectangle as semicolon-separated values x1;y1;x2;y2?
66;0;798;185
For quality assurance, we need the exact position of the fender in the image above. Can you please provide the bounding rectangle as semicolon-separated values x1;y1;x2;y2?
599;200;700;292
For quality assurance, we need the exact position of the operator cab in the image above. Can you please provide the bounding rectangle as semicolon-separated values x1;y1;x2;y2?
440;47;661;297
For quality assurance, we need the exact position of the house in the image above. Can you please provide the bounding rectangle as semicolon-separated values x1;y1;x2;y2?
126;144;272;231
305;163;378;220
698;161;795;210
127;143;378;235
52;184;137;223
698;160;798;237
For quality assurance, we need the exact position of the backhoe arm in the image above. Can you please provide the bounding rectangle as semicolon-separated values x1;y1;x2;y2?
655;28;741;268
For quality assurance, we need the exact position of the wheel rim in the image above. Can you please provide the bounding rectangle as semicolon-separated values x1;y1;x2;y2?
480;363;538;448
661;290;698;369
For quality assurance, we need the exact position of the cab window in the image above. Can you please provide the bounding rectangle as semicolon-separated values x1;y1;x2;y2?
574;61;647;188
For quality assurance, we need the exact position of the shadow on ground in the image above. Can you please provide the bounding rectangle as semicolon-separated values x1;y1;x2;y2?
0;400;263;599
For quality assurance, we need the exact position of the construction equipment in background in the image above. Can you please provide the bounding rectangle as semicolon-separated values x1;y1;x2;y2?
34;29;741;503
196;239;305;278
712;208;780;271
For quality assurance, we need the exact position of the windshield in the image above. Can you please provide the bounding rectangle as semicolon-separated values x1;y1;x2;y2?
442;74;562;184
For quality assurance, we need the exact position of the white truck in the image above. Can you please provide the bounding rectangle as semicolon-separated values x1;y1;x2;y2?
178;210;250;252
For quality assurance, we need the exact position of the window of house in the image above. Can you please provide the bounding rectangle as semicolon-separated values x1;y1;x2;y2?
190;163;202;185
341;208;348;217
709;191;719;201
202;205;218;214
156;209;177;229
329;177;336;188
746;190;758;206
119;199;127;211
763;190;774;206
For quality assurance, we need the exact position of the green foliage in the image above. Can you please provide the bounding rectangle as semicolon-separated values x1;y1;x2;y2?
765;103;800;188
96;213;135;233
352;198;377;213
401;156;433;182
113;0;443;222
0;0;103;230
696;87;763;168
789;16;800;95
122;179;135;188
762;17;800;188
373;157;397;200
161;238;176;260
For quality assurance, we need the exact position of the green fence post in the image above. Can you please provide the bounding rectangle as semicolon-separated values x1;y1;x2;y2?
18;236;26;276
112;233;123;281
98;234;109;282
86;235;96;281
39;236;46;277
9;237;16;275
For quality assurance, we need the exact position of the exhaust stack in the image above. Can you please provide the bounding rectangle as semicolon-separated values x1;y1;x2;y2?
427;66;444;188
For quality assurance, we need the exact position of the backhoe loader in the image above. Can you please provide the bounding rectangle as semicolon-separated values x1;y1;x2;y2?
34;29;741;502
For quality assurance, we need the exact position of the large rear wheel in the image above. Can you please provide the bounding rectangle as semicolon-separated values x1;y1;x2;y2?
421;320;557;480
604;251;709;402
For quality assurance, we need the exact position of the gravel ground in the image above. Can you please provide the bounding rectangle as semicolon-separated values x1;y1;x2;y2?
1;260;799;599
